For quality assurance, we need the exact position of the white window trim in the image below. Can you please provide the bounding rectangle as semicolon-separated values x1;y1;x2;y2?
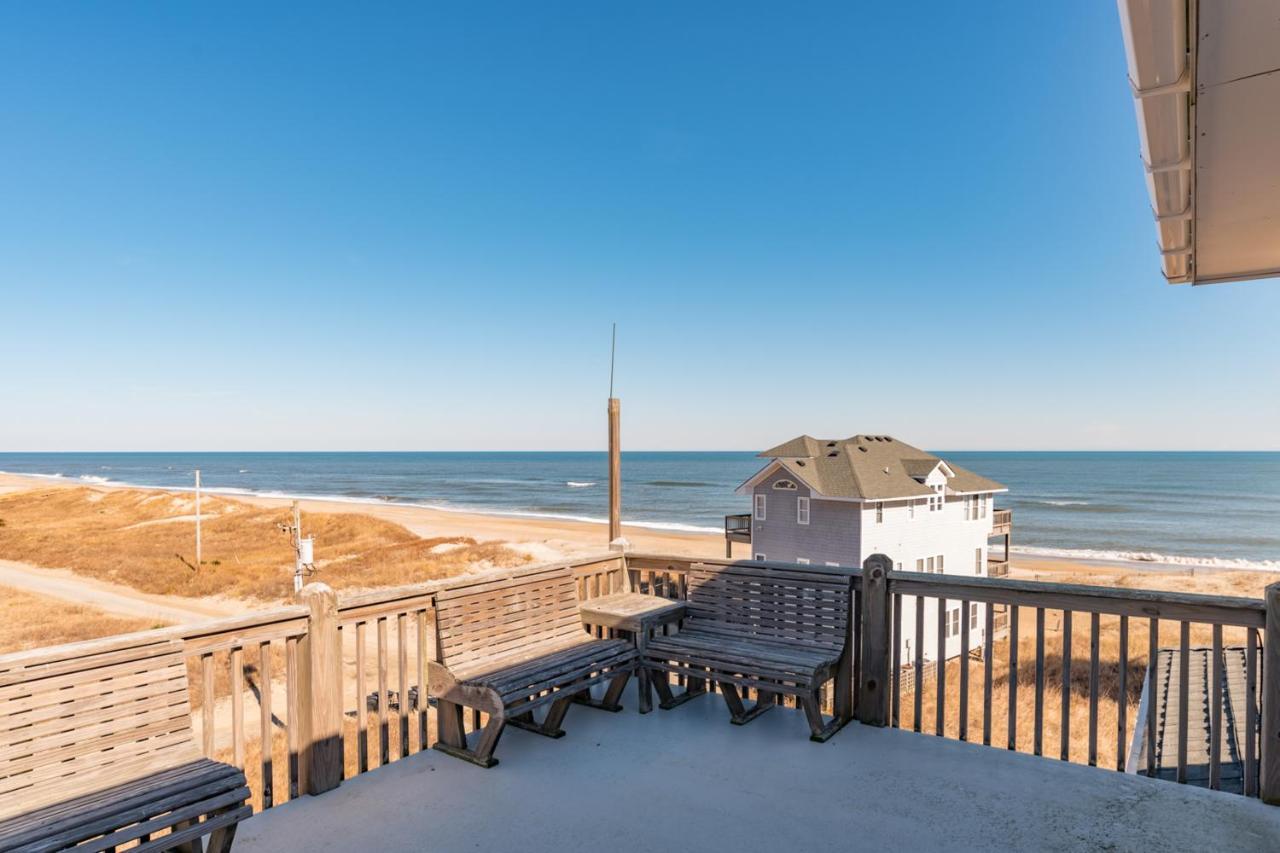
754;494;766;521
875;501;884;523
797;496;810;525
754;553;766;561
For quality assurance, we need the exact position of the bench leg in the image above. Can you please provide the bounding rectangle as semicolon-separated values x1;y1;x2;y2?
651;666;706;711
572;669;630;713
168;819;201;853
509;696;572;738
800;687;849;743
432;700;504;767
719;682;774;726
206;822;238;853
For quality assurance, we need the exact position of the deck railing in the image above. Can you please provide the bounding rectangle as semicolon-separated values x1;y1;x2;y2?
3;551;1276;818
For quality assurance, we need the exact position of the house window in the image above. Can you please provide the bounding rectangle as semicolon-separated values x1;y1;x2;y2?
796;557;810;565
981;494;989;519
773;479;798;491
970;603;979;630
909;501;915;519
895;562;901;570
927;556;935;573
797;497;810;525
875;502;884;523
937;554;944;572
975;547;983;574
754;494;766;521
950;608;961;637
929;485;944;512
915;558;924;572
963;495;971;520
754;553;766;561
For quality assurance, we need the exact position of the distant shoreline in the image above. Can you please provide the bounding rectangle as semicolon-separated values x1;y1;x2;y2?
2;469;1276;577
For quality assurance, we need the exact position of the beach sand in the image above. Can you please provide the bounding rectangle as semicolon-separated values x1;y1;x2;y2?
0;472;1271;595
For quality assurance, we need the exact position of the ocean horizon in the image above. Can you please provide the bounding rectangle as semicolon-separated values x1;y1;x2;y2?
2;451;1278;572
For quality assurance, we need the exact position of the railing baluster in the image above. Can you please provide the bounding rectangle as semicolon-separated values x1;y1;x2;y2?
1034;608;1045;757
936;597;946;737
286;635;299;800
377;616;390;767
1147;617;1158;777
399;612;410;759
1007;605;1018;751
959;599;970;742
356;621;368;774
201;652;215;758
1088;612;1099;767
417;609;429;753
259;640;273;810
983;602;994;747
231;646;245;769
891;594;901;728
1177;620;1189;783
1061;610;1072;761
914;596;924;733
1245;627;1258;797
1209;624;1223;790
1116;614;1128;771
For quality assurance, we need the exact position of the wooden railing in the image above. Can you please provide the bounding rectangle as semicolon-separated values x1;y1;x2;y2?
4;550;1276;818
993;508;1012;527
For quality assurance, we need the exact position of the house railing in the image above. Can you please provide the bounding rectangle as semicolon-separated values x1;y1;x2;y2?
2;551;1277;817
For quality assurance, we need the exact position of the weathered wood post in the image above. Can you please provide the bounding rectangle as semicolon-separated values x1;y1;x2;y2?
1262;581;1280;804
298;583;343;796
608;397;621;544
857;553;892;727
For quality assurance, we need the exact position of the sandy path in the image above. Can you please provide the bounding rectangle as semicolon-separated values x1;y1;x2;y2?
0;559;240;623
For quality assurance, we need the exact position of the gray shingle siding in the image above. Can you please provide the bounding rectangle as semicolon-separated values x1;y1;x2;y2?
751;469;861;566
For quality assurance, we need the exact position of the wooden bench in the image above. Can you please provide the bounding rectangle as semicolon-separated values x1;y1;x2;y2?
0;635;249;852
643;562;853;741
427;564;638;767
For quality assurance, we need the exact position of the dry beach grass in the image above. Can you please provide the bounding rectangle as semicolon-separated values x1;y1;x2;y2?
0;486;530;601
0;584;165;653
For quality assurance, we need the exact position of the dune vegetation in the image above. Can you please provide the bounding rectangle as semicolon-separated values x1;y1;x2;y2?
0;584;165;654
0;487;530;601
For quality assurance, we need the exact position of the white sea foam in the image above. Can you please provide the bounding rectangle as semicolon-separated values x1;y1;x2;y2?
78;475;111;484
566;481;596;488
1011;545;1280;573
1040;499;1089;506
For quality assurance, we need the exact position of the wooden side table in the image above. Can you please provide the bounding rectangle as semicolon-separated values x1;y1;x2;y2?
579;592;687;713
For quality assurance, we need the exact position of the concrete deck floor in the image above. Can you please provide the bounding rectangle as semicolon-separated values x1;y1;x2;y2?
239;693;1280;852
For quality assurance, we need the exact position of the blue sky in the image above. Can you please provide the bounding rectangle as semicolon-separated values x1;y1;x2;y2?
2;3;1277;451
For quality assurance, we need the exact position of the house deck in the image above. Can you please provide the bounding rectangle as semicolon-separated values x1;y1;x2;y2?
236;692;1280;852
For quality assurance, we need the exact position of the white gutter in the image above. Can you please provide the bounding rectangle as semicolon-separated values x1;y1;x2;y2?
1116;0;1196;284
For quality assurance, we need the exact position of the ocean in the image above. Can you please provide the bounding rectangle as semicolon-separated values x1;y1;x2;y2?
1;451;1277;571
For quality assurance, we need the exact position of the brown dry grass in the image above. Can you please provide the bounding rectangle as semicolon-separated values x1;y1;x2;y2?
0;487;530;601
898;567;1274;769
0;584;167;654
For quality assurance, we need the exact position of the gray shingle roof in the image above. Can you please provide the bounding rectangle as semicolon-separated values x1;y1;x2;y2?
754;434;1005;500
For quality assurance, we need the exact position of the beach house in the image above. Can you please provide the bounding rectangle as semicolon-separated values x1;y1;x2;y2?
730;434;1008;664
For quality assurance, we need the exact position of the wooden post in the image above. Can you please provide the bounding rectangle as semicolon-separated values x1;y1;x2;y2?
607;397;621;544
1262;582;1280;805
857;554;892;727
298;583;343;796
194;469;202;567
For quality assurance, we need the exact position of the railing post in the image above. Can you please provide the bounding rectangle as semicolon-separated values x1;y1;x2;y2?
298;583;343;796
1263;582;1280;805
857;553;892;727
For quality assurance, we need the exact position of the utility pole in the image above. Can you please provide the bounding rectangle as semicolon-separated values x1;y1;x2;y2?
194;469;202;567
284;500;316;595
607;324;624;549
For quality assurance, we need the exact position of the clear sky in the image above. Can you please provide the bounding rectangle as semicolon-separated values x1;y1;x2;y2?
2;3;1277;452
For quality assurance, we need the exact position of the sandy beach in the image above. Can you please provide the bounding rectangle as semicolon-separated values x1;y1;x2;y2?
0;470;1268;589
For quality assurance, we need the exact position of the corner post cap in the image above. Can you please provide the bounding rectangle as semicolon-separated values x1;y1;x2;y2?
609;537;632;553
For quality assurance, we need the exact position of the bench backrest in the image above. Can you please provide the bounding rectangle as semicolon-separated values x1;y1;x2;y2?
433;564;586;670
685;563;852;653
0;634;199;818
